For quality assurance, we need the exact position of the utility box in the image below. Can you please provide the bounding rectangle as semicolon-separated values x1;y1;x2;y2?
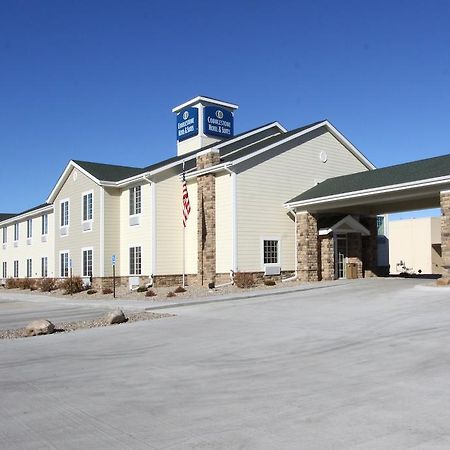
346;263;358;279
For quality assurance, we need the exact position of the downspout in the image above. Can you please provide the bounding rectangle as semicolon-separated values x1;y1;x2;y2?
282;207;298;282
143;175;156;286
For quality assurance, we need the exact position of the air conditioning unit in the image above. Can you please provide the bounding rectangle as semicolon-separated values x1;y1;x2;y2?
82;221;92;232
264;265;281;276
129;276;140;290
60;227;68;236
41;235;47;243
129;216;140;226
14;241;18;248
27;238;32;246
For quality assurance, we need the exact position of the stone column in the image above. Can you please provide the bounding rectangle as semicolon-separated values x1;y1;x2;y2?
197;149;220;286
362;216;378;277
320;234;335;280
440;191;450;280
297;212;319;282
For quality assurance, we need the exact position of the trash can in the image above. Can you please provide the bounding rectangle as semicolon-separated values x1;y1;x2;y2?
346;263;358;279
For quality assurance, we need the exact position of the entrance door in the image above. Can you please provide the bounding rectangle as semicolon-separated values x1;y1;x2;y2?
336;235;348;279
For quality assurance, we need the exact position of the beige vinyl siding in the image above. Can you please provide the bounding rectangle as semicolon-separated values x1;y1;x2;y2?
0;211;55;278
215;173;232;273
236;131;369;272
54;167;101;278
119;182;152;276
156;175;197;275
103;188;121;277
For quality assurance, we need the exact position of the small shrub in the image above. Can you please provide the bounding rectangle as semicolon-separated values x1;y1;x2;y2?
145;289;156;297
234;272;255;289
30;284;38;291
174;286;186;293
59;276;85;295
39;277;57;292
6;278;19;289
264;279;276;286
87;289;97;295
167;291;176;298
136;286;147;293
102;288;113;295
21;278;35;290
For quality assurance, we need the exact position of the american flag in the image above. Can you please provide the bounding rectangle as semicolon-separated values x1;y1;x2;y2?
182;171;191;227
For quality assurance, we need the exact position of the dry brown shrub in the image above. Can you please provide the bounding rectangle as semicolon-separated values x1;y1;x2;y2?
59;276;85;295
234;272;255;288
39;278;57;292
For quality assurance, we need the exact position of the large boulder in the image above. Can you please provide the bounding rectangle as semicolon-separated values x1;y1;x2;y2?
25;319;55;336
105;309;126;325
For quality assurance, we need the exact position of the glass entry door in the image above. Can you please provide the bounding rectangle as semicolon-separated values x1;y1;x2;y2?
336;235;348;279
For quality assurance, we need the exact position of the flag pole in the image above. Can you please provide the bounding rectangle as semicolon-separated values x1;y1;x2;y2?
182;161;186;288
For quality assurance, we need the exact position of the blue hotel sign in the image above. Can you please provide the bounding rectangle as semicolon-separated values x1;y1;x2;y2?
177;107;199;141
203;106;234;138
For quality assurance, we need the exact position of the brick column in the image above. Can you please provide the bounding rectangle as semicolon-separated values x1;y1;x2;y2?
362;216;378;277
297;212;319;282
197;149;220;286
440;191;450;280
320;234;335;281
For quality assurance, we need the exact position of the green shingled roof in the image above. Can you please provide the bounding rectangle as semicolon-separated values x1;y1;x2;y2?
287;153;450;204
72;160;144;182
0;213;16;222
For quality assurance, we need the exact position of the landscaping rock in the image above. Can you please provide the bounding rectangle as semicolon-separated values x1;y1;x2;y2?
25;319;55;336
437;278;450;286
105;309;126;324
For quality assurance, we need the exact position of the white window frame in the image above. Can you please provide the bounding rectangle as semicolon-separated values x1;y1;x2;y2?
129;246;142;275
26;258;32;278
42;214;48;236
82;190;94;224
14;223;19;242
2;227;6;244
81;247;93;277
2;261;7;278
13;260;19;278
129;186;142;216
60;198;70;228
261;237;281;267
60;251;70;278
41;256;48;278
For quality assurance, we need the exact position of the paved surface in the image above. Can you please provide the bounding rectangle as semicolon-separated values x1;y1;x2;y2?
1;278;450;449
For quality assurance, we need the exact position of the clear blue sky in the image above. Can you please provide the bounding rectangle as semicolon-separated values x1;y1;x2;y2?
1;0;449;217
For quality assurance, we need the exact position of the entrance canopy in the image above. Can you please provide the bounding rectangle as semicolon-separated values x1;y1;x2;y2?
318;215;370;236
285;154;450;214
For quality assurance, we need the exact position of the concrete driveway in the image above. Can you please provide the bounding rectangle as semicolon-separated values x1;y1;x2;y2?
1;278;450;449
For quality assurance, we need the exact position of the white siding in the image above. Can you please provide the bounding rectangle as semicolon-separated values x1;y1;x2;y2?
236;131;369;272
104;188;121;277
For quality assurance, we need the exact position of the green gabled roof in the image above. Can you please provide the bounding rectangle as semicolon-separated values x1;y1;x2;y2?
287;153;450;204
73;160;144;182
0;213;16;222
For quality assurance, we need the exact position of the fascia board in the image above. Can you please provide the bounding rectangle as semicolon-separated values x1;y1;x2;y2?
0;205;54;226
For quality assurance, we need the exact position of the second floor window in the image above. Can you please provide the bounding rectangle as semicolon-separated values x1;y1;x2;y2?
2;227;6;244
129;186;141;215
27;219;32;239
61;200;69;227
14;223;19;241
83;193;93;221
42;214;48;235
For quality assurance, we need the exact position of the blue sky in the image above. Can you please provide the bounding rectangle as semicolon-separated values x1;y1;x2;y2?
1;0;449;218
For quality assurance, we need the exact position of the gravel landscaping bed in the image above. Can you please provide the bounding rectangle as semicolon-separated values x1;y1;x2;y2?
0;311;173;340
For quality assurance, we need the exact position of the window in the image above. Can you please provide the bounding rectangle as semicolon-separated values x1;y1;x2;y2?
2;262;6;278
13;260;19;278
26;259;32;278
2;227;6;244
60;200;69;227
83;192;93;222
14;223;19;241
27;219;32;239
60;252;69;277
377;216;385;236
129;186;142;215
82;249;93;277
129;246;142;275
42;214;48;235
263;240;279;265
41;257;48;278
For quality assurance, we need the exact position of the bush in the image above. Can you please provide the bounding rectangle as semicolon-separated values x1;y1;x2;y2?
264;279;276;286
145;289;156;297
174;286;186;293
137;286;147;293
5;278;20;289
39;277;57;292
102;288;113;295
234;272;255;288
59;276;85;295
167;291;176;298
87;289;97;295
21;278;36;290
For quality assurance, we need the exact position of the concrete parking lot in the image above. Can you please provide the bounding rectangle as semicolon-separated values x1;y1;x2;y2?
1;278;450;449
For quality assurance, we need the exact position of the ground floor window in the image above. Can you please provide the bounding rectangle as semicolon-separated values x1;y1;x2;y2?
60;252;69;277
129;246;142;275
263;239;280;265
2;262;6;278
41;257;48;278
13;260;19;278
26;259;32;278
82;249;93;277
